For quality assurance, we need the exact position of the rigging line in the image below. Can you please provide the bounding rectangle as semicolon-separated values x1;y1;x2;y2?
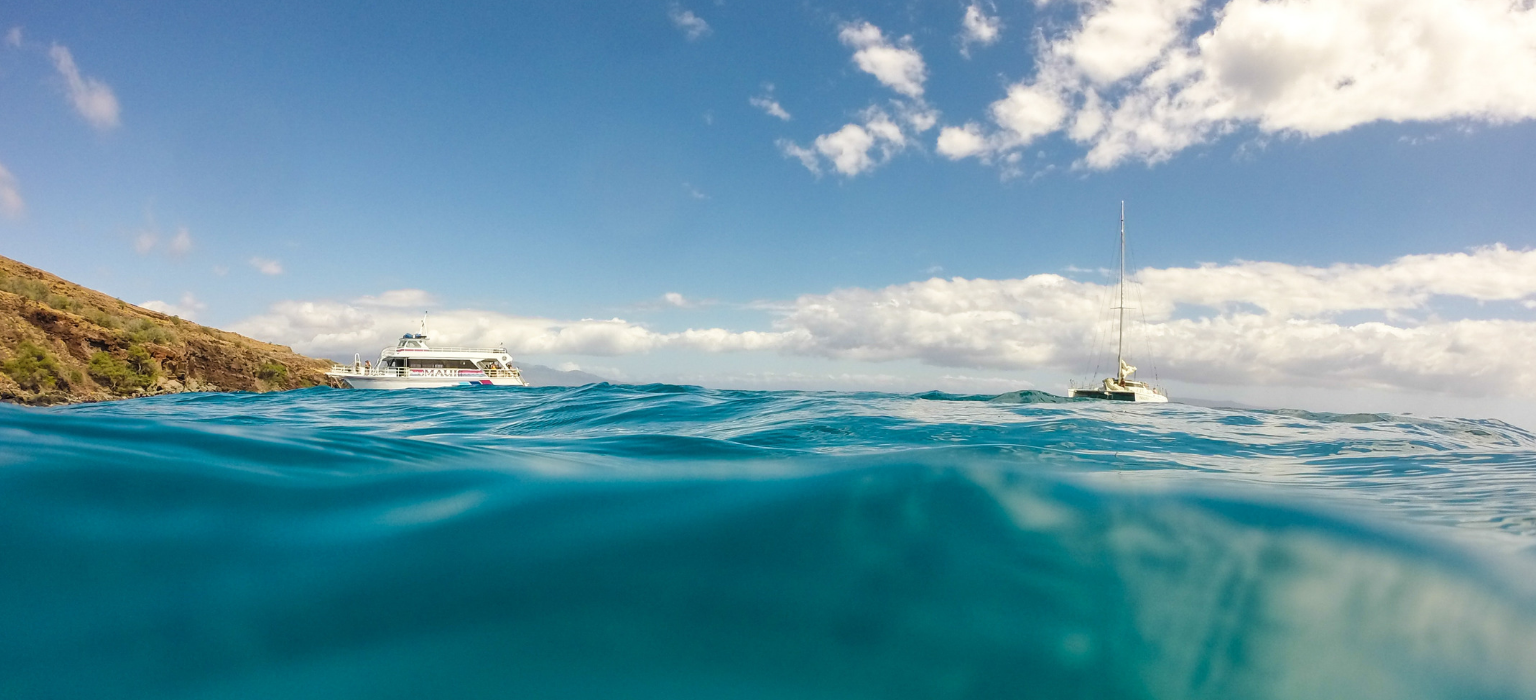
1125;222;1160;385
1088;262;1113;383
1086;220;1119;384
1117;200;1126;378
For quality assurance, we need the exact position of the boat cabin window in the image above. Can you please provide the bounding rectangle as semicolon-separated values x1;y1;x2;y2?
386;358;405;368
406;358;480;369
477;359;504;370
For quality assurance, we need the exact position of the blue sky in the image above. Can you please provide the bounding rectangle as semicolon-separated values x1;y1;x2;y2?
3;1;1536;420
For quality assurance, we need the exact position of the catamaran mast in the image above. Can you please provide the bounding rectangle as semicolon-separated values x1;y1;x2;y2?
1116;201;1125;380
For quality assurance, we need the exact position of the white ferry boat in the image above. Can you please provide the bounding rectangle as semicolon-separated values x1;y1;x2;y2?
1068;202;1169;403
326;332;529;389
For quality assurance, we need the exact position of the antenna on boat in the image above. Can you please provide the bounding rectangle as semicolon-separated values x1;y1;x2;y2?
420;311;427;337
1116;201;1126;381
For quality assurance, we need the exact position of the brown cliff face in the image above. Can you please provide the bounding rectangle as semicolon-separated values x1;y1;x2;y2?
0;255;333;405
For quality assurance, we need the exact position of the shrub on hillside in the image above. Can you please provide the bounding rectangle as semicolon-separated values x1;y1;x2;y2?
257;361;288;383
89;345;160;393
77;305;126;329
0;275;80;312
0;276;50;302
2;342;67;392
125;318;177;345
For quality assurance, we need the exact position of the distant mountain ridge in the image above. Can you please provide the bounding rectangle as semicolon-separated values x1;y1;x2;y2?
0;255;331;405
519;364;609;387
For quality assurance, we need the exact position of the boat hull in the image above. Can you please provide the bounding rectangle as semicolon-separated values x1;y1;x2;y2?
336;376;526;389
327;368;529;389
1068;387;1169;403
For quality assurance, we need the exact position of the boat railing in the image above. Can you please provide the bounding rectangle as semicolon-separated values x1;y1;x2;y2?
326;365;523;379
395;345;508;354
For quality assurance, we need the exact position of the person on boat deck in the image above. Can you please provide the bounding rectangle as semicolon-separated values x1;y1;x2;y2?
364;360;371;370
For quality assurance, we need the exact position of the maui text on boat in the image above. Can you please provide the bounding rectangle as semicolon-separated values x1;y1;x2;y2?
325;333;529;389
1067;202;1169;403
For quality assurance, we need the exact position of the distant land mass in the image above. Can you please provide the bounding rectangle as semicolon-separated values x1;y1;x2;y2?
1173;396;1269;410
0;255;331;405
519;364;608;387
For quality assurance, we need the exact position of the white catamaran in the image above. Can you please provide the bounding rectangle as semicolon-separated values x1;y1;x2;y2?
1068;203;1169;403
326;324;529;389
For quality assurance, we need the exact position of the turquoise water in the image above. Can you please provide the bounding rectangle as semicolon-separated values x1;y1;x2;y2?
3;384;1536;699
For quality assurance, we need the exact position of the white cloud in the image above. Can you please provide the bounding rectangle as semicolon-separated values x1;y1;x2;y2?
777;21;941;179
683;182;707;199
249;257;283;275
134;232;157;254
0;163;23;219
839;21;928;98
232;299;786;359
233;246;1536;398
960;4;1003;57
140;292;206;321
763;245;1536;396
749;87;792;121
354;289;435;308
990;81;1072;148
936;122;989;159
168;226;192;256
48;43;120;131
945;0;1536;169
663;292;692;308
669;4;711;41
780;107;909;177
814;123;882;176
5;27;21;48
776;139;822;175
1063;0;1202;86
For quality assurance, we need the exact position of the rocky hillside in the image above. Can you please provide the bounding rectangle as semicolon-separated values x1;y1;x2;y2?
0;255;333;405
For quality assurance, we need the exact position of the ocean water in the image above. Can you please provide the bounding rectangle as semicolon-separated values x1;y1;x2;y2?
3;384;1536;700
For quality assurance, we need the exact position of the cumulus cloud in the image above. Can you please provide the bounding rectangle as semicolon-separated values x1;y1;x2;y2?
960;4;1003;57
669;4;711;41
140;292;206;321
0;163;23;219
778;106;909;177
663;292;692;308
355;289;435;308
776;140;822;175
778;22;941;178
233;247;1536;398
168;226;192;256
936;122;989;159
231;294;787;359
249;257;283;275
48;43;120;131
750;86;792;121
764;245;1536;396
943;0;1536;169
839;21;928;98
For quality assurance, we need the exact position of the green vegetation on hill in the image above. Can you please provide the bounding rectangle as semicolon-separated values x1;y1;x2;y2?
88;345;161;392
0;255;335;405
2;341;70;392
257;361;288;383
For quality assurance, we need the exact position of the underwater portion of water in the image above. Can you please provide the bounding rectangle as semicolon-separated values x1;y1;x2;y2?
3;384;1535;699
